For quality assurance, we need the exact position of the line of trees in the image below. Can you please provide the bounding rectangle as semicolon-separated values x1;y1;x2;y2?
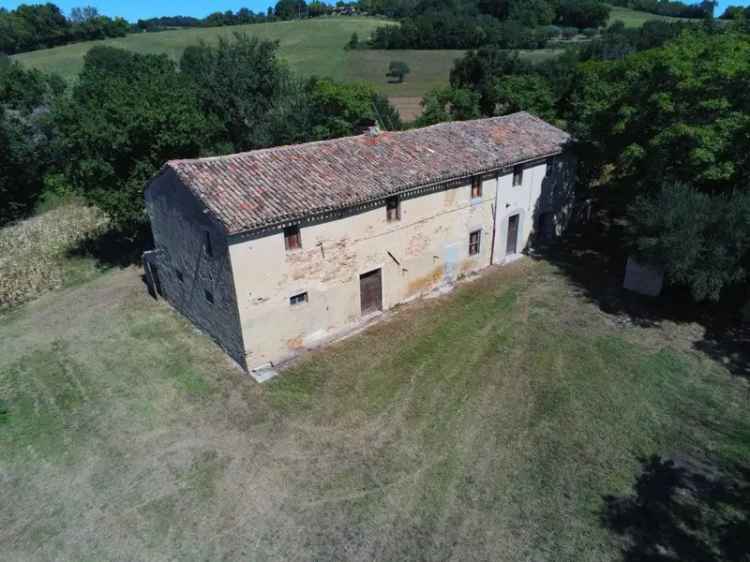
1;1;358;54
0;3;129;55
367;0;612;50
417;18;750;302
135;1;354;33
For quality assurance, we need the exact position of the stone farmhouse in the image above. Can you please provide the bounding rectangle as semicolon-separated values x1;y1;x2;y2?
143;112;575;373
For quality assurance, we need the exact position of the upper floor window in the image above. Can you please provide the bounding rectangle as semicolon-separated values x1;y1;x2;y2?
290;292;308;306
386;196;401;222
469;230;481;256
513;166;523;187
471;176;482;198
284;225;302;251
204;230;213;257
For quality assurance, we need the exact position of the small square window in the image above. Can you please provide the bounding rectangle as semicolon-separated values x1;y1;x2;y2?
513;166;523;187
386;196;400;222
469;230;481;256
204;230;213;257
471;176;482;198
284;225;302;251
290;292;308;306
204;289;214;304
175;269;184;283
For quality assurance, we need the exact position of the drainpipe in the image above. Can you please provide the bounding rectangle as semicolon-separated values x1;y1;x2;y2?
490;174;501;266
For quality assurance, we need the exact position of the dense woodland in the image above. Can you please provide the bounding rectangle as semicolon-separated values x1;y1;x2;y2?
1;1;749;307
367;0;614;49
0;3;129;54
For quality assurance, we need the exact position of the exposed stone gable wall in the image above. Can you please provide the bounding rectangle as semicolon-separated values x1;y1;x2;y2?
145;170;246;368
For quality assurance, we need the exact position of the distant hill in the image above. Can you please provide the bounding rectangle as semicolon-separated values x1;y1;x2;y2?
11;10;681;120
12;17;392;83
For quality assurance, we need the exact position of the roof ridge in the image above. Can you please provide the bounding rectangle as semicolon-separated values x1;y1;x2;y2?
167;112;536;168
155;112;570;236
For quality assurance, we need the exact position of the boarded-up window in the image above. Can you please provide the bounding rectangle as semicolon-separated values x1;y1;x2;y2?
471;176;482;198
204;289;214;304
284;225;302;251
469;230;481;256
204;230;213;257
386;196;400;222
290;292;308;306
513;166;523;187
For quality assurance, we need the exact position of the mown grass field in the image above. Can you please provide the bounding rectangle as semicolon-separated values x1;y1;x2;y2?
13;17;392;83
11;12;674;121
607;5;692;27
1;239;747;560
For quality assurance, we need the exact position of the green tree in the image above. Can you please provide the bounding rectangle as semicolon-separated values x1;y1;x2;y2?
53;47;212;233
305;77;402;138
557;0;611;28
387;60;411;82
0;107;48;224
569;31;750;299
416;87;481;126
180;33;289;152
0;59;62;224
491;74;555;120
346;32;360;49
627;184;750;301
274;0;307;19
509;0;555;26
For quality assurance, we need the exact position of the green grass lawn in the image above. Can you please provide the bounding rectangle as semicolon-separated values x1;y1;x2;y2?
1;253;747;561
607;5;692;27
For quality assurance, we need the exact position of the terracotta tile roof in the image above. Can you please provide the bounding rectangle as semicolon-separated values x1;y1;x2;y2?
164;112;570;236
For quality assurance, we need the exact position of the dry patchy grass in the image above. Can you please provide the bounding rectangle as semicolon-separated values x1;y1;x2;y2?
0;258;747;561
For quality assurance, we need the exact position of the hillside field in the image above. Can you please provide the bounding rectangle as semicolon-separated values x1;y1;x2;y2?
11;11;679;120
13;17;392;83
11;17;562;120
607;5;692;27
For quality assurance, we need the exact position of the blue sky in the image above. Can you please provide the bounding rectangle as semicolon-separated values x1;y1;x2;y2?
0;1;275;21
0;0;748;21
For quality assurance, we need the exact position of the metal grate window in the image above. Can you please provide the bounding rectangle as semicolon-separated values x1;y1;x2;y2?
290;292;308;306
469;230;481;256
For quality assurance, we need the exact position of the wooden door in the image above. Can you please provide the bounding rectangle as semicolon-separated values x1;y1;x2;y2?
360;269;383;315
506;214;519;255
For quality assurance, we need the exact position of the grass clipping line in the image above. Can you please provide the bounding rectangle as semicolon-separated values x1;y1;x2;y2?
0;203;109;310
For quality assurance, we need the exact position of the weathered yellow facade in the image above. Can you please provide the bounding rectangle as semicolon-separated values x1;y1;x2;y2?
230;173;497;369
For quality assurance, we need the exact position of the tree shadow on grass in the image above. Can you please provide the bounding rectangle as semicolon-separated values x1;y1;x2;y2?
66;225;152;269
602;455;750;562
529;197;749;380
